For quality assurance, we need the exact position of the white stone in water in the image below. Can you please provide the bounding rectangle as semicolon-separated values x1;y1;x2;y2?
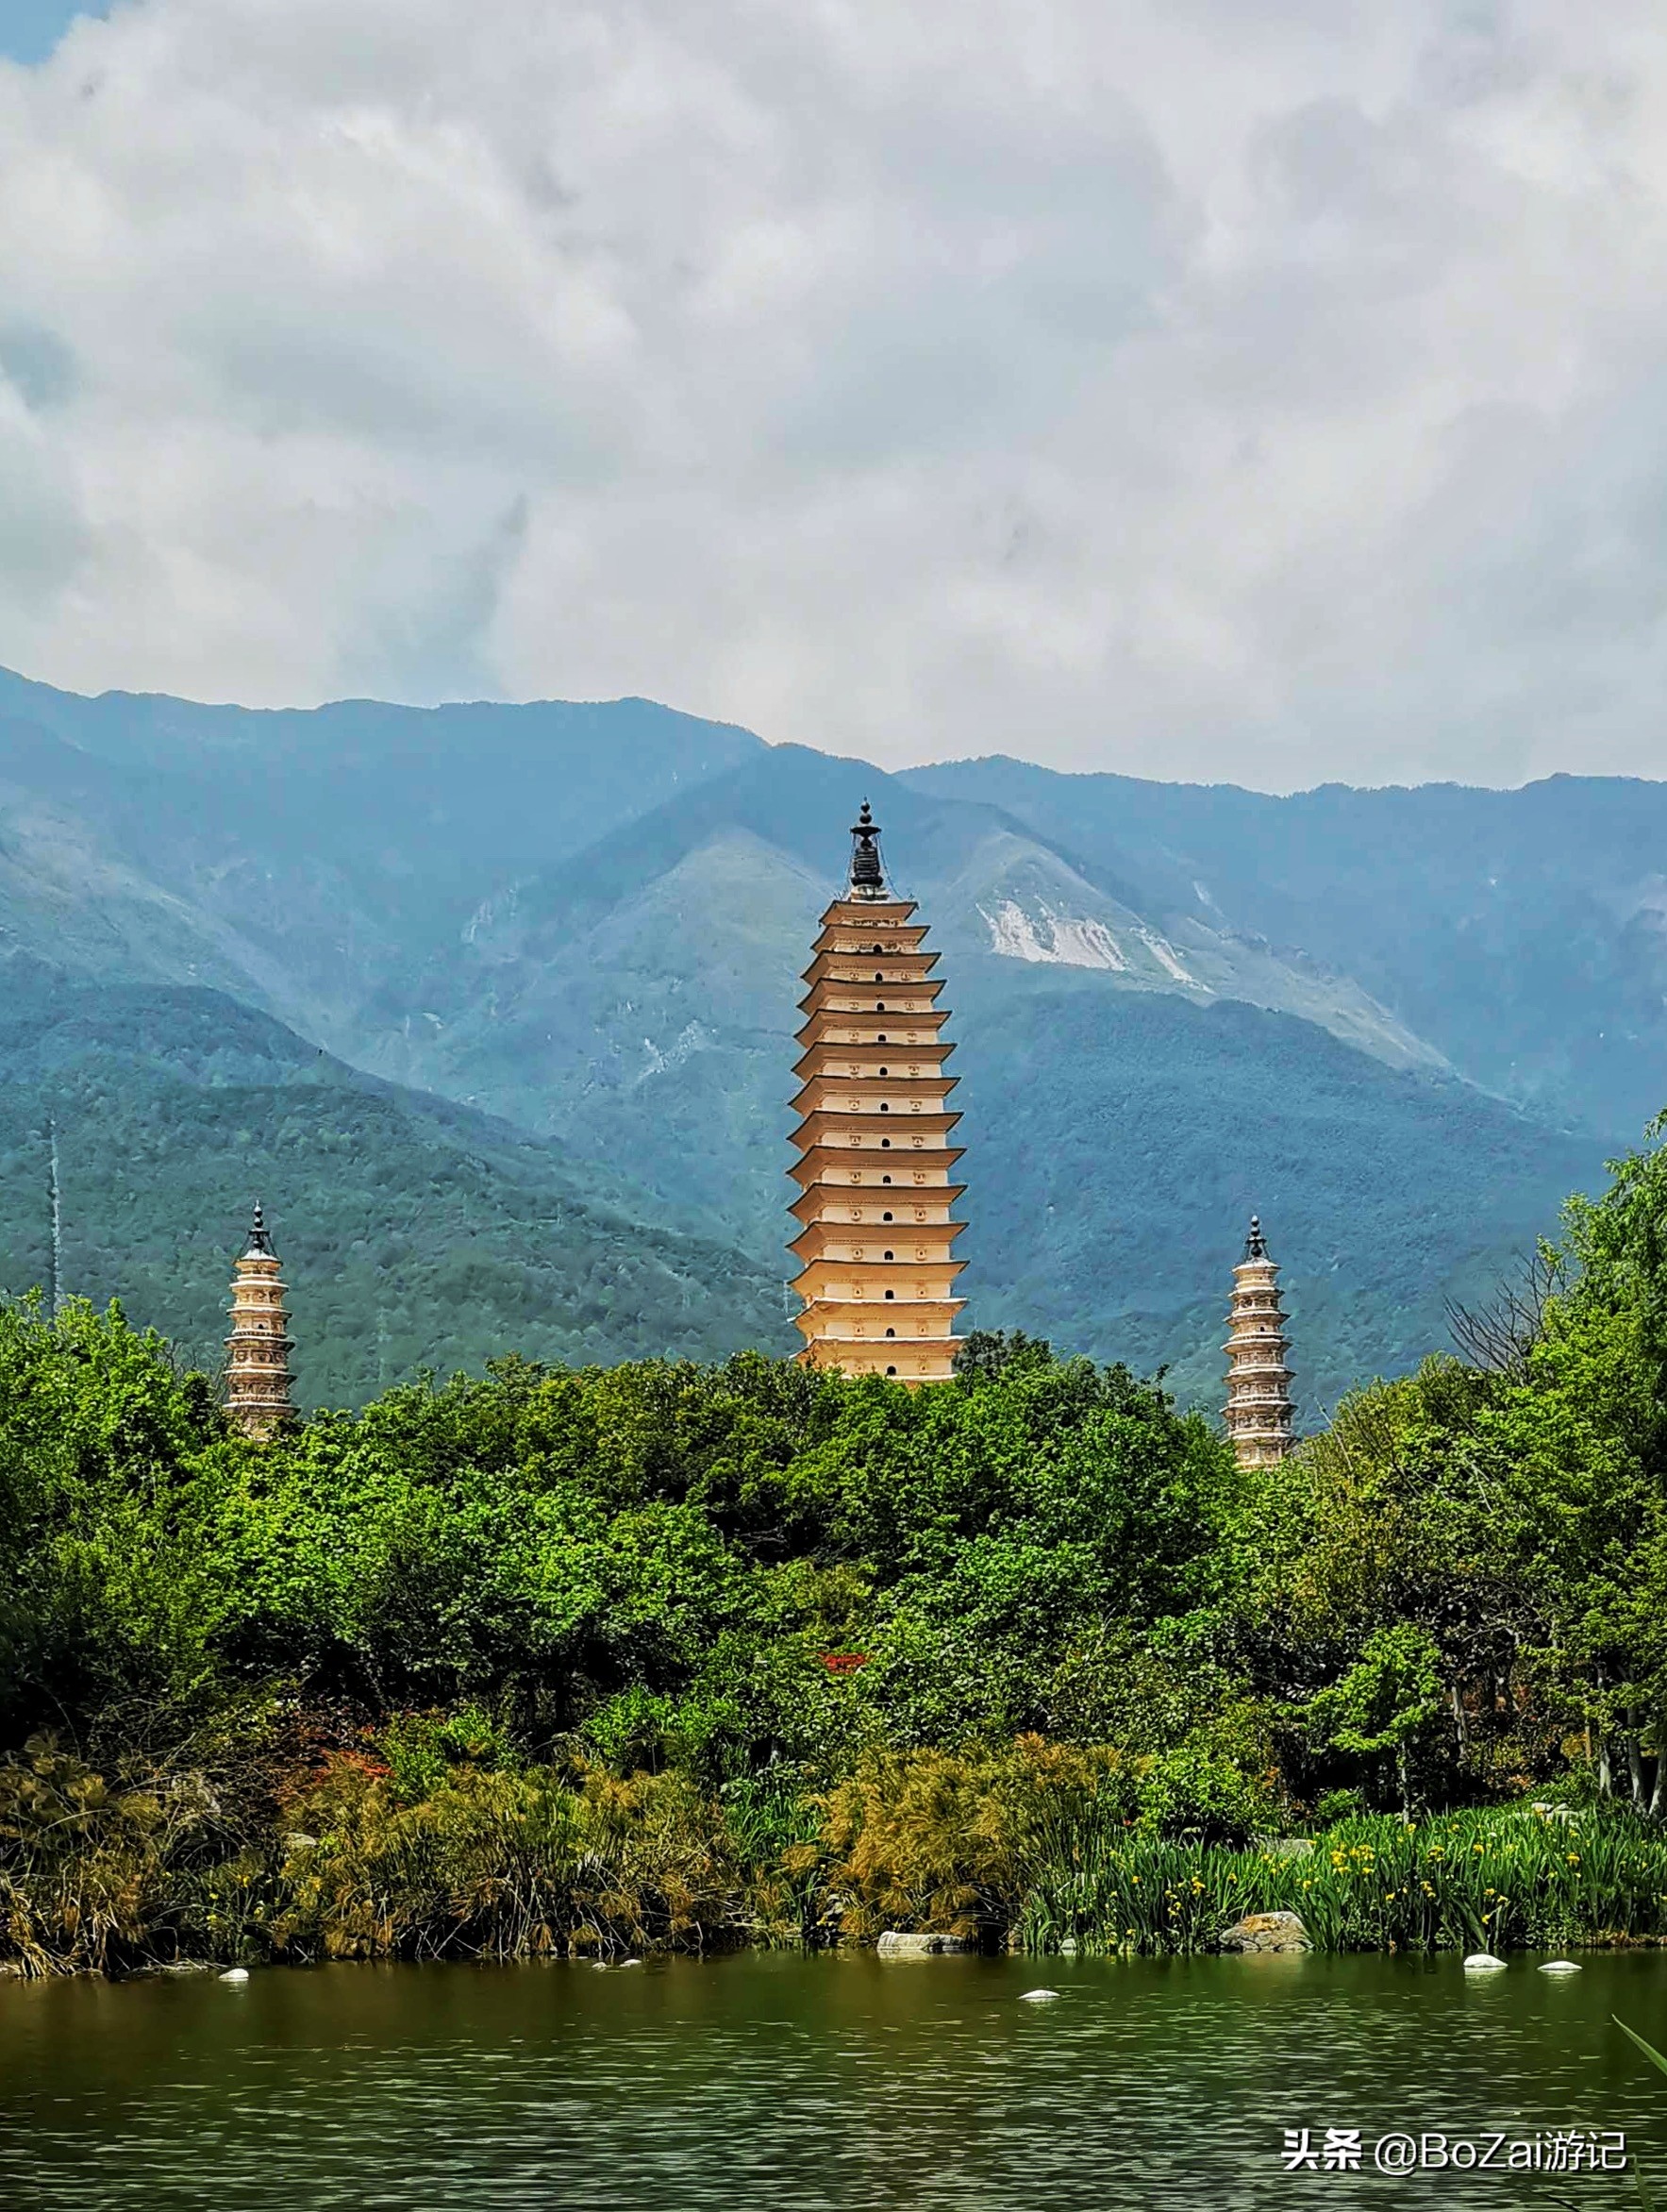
1539;1959;1582;1974
1019;1988;1060;2003
1462;1953;1508;1971
219;1967;251;1982
620;1958;642;1969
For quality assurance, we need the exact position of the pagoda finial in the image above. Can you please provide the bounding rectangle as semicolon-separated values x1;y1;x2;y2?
1243;1213;1268;1261
244;1198;275;1257
848;800;886;897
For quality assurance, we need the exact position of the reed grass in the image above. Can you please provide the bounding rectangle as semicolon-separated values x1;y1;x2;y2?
1015;1807;1667;1955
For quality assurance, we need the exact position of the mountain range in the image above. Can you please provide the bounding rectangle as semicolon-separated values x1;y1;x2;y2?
1;661;1655;1413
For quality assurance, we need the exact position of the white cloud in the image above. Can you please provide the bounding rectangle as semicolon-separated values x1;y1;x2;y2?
2;0;1667;787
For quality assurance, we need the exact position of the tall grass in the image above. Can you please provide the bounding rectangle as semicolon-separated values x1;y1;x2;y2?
1015;1808;1667;1956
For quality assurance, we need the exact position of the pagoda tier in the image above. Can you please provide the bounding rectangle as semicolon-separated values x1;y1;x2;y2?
225;1200;296;1440
1224;1215;1295;1468
790;804;966;1382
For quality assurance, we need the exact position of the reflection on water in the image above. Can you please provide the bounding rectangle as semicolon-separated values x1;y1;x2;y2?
0;1949;1661;2210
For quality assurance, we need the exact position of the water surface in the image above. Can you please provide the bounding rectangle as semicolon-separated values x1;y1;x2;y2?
2;1949;1664;2209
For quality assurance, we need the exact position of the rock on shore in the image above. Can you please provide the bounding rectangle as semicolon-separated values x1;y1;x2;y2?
1219;1911;1311;1954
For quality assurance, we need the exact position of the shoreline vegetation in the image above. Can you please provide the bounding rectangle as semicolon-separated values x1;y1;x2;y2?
6;1736;1667;1977
7;1118;1667;1978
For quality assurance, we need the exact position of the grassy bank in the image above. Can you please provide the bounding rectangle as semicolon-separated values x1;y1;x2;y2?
5;1735;1666;1977
1015;1807;1667;1955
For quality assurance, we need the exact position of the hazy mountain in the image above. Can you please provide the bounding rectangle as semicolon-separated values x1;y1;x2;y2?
903;755;1667;1143
0;957;790;1404
0;668;762;1063
0;668;1643;1410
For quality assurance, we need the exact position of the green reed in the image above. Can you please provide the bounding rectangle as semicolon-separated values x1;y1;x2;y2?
1014;1807;1667;1955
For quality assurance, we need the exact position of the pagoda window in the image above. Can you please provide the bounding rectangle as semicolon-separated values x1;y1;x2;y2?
882;1174;892;1183
881;1137;892;1148
884;1289;895;1300
877;1033;888;1042
883;1249;894;1260
886;1366;897;1376
878;1065;888;1074
875;1001;886;1010
882;1211;893;1221
874;972;884;980
885;1328;896;1338
879;1102;890;1113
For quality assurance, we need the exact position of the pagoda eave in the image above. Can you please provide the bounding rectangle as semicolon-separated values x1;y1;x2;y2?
789;1111;961;1151
789;1181;967;1223
789;1077;960;1116
792;1040;957;1078
800;950;942;987
788;1222;968;1262
789;1149;965;1191
796;981;945;1015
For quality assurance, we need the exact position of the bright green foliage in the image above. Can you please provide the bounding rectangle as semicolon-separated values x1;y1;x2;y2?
0;1311;1230;1773
1303;1625;1445;1818
8;1116;1667;1971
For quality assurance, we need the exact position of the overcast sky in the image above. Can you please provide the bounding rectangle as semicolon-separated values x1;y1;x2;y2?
2;3;1666;788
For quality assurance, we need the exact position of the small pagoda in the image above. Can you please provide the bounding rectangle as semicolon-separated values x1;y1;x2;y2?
225;1200;295;1438
789;803;966;1382
1224;1215;1294;1466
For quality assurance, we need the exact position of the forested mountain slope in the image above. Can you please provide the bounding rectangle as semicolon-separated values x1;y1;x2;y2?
0;959;789;1403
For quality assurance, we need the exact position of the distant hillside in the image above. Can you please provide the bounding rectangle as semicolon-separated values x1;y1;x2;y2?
903;756;1667;1144
0;668;1644;1407
955;975;1603;1413
0;961;791;1403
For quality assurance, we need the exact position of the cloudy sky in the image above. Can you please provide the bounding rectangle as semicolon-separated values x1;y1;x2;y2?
1;1;1665;788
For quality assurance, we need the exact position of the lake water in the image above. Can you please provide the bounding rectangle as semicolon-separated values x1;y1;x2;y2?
2;1949;1664;2210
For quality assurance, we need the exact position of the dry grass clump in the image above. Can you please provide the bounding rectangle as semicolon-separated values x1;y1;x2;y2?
271;1757;756;1961
0;1736;242;1976
810;1735;1132;1940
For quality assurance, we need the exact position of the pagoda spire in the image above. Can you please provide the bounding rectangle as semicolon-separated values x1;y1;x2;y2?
225;1200;295;1439
788;807;967;1382
848;800;886;898
1224;1214;1294;1467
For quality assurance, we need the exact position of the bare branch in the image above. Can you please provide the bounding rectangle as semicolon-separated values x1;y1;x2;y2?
1446;1242;1568;1376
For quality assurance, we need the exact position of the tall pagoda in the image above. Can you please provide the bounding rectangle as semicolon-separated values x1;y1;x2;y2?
789;803;966;1381
1224;1215;1294;1466
225;1200;295;1438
